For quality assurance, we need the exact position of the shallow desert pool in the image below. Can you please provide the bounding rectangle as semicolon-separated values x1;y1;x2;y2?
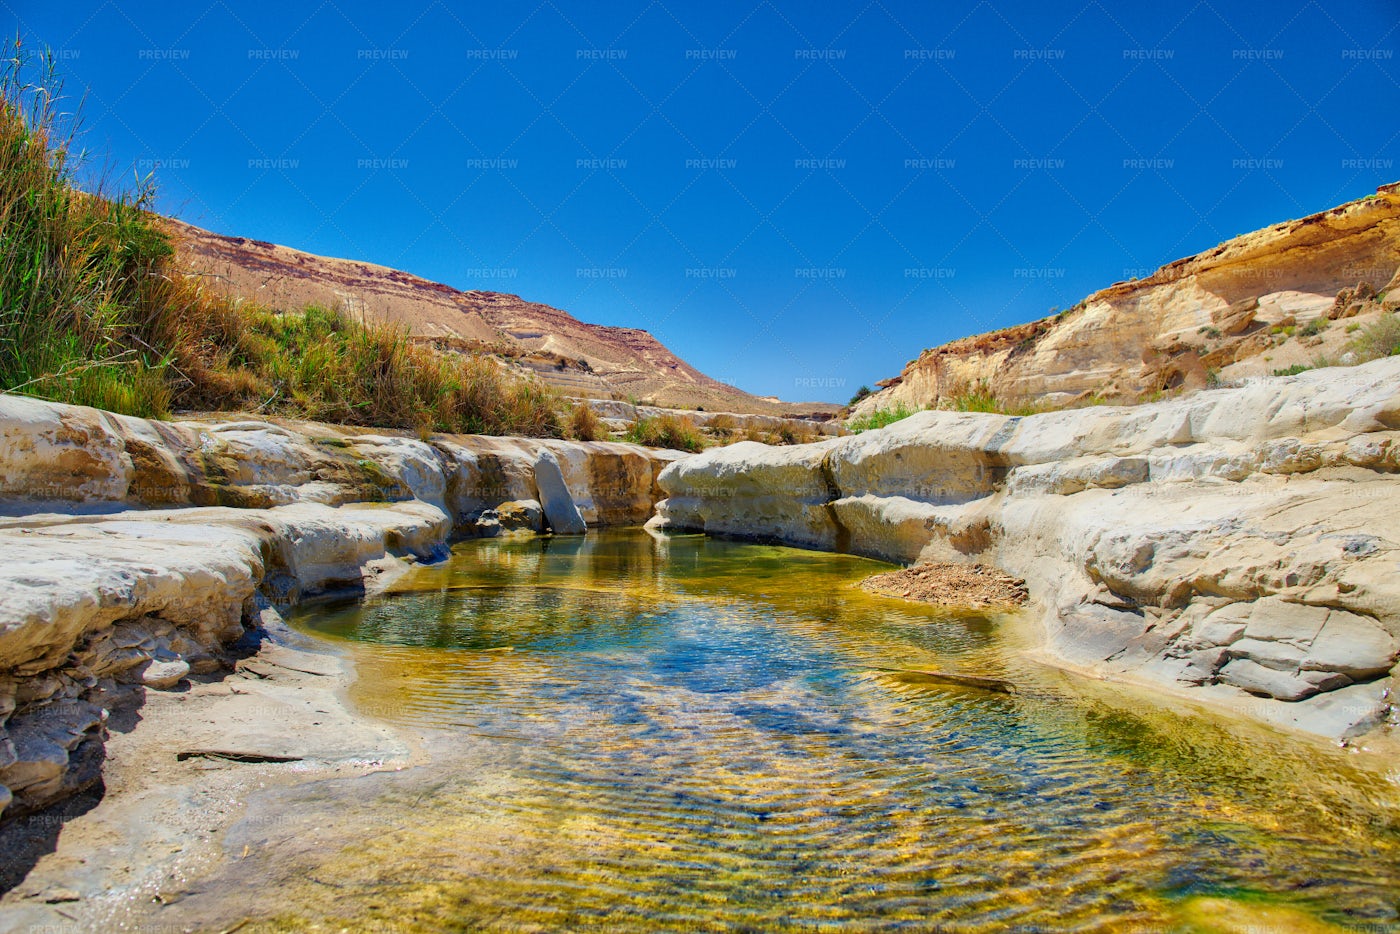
227;529;1399;931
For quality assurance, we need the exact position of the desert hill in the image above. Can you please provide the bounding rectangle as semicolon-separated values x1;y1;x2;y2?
164;218;838;418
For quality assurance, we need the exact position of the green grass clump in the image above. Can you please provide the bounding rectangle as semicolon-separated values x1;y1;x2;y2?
1298;317;1327;337
1272;363;1312;377
944;380;1044;416
947;384;1003;413
230;305;562;436
0;40;562;437
624;414;705;452
848;402;917;432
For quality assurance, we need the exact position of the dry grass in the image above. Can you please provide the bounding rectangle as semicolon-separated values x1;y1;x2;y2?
565;402;607;441
624;413;705;452
0;40;562;437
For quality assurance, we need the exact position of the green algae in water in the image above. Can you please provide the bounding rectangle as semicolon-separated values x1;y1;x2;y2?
229;530;1400;932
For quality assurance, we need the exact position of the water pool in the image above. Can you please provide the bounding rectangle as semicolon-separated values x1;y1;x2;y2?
229;529;1398;931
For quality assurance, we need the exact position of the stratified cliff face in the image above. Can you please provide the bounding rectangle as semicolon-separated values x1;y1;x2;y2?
166;218;838;416
0;397;681;821
653;358;1400;742
855;184;1400;416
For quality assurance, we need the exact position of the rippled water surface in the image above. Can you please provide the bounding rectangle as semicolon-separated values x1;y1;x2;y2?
256;530;1400;931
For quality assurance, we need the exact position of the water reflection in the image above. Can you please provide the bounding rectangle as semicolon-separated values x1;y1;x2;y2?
207;529;1400;932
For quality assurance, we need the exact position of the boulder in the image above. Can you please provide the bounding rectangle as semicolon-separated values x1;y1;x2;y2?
495;499;545;532
533;449;587;535
140;658;190;690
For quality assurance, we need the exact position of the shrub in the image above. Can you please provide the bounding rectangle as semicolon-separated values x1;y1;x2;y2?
1298;317;1327;337
0;45;174;415
1347;314;1400;362
624;414;705;452
776;421;820;445
706;413;738;440
947;383;1002;413
848;385;872;405
565;402;606;441
942;380;1044;416
742;424;770;443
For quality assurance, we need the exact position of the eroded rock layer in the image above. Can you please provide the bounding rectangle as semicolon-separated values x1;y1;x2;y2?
855;184;1400;414
0;397;680;820
653;358;1400;740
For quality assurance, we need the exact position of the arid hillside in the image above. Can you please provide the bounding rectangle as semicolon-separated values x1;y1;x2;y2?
855;183;1400;416
165;218;837;417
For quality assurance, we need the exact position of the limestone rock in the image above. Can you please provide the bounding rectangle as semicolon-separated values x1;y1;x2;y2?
1303;612;1398;678
533;449;587;535
655;355;1400;739
140;658;190;690
495;499;544;532
0;395;678;819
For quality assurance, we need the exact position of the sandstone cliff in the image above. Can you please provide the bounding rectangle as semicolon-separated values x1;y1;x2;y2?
855;184;1400;416
653;359;1400;741
0;397;680;821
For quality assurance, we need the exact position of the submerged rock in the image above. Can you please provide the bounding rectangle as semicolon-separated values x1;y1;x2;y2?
859;563;1027;609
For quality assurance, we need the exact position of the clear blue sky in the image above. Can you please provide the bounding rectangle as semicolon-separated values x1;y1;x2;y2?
10;1;1399;402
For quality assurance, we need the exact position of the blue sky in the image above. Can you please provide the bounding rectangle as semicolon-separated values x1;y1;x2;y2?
10;1;1399;402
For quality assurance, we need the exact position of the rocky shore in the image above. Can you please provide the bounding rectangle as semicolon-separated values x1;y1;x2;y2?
0;394;682;825
0;616;406;931
652;357;1400;741
4;356;1400;923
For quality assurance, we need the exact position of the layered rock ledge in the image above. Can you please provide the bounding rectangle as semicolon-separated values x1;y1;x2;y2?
651;357;1400;741
0;396;681;821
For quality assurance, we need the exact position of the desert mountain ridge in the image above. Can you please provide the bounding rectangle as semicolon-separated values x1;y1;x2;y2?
855;182;1400;417
163;217;841;419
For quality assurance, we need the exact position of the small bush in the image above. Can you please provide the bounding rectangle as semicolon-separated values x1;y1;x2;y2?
849;385;872;405
942;381;1044;416
1298;317;1327;337
776;422;820;445
948;383;1002;413
565;402;606;441
742;424;770;443
624;414;705;452
1347;314;1400;362
706;413;738;440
